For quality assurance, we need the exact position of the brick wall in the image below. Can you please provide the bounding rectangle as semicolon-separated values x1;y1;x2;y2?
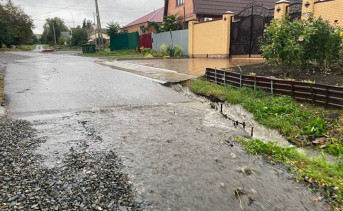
313;0;343;26
167;0;196;21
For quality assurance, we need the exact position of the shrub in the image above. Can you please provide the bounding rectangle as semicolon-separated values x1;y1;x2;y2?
141;48;156;56
160;44;183;57
260;15;343;74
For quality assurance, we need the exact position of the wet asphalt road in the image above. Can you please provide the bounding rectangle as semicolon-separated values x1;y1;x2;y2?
2;51;330;210
5;51;188;115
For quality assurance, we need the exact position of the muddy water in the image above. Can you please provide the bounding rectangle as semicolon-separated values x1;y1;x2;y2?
126;58;264;76
24;102;329;211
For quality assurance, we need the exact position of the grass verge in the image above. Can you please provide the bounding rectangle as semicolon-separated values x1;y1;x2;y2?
0;45;36;51
82;49;143;59
188;79;343;156
237;138;343;209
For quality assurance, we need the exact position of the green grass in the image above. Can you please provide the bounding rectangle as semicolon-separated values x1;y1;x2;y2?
82;48;142;59
0;45;37;51
188;79;343;156
237;139;343;209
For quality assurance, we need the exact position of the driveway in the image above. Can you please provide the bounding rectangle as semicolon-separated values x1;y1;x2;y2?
1;51;328;210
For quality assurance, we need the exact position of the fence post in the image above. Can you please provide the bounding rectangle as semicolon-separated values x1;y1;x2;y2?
215;68;217;84
240;74;242;88
254;76;256;90
271;80;274;95
325;87;329;107
223;71;226;86
291;81;294;97
311;84;314;103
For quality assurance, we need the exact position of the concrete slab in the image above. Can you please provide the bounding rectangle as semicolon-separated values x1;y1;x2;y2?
99;60;197;84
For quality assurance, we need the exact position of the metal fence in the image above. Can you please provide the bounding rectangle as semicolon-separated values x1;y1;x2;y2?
152;29;189;55
110;32;139;51
205;68;343;108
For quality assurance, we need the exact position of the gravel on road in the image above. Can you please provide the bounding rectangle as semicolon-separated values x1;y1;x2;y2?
0;117;138;210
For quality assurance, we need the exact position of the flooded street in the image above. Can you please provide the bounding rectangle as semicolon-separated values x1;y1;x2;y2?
125;58;264;76
1;51;329;210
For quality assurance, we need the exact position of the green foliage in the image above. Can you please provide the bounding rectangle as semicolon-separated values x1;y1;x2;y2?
71;27;88;46
161;14;182;32
141;48;156;56
301;117;327;136
238;139;343;208
82;19;92;29
106;22;121;37
188;79;342;148
0;1;34;46
261;16;343;73
146;21;161;33
83;48;142;59
41;17;69;44
160;44;183;57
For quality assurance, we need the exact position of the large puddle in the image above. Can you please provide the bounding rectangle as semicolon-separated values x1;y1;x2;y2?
126;58;264;76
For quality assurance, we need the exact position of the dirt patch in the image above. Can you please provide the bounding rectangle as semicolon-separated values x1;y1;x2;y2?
231;63;343;86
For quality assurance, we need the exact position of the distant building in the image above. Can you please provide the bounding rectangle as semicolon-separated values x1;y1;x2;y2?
34;34;42;40
89;29;110;41
122;7;164;35
60;31;72;39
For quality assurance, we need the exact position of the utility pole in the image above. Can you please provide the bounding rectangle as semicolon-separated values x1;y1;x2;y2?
95;0;104;50
52;21;57;50
93;12;98;50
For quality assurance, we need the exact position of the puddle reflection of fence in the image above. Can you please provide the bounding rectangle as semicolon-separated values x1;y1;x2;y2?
206;68;343;108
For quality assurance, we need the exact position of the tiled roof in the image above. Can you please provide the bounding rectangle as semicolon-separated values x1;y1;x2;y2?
125;7;164;28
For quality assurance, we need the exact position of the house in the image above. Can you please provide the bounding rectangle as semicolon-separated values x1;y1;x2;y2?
122;7;164;35
164;0;296;25
89;29;110;41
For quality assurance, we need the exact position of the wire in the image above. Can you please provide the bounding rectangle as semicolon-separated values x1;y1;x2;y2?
31;0;88;17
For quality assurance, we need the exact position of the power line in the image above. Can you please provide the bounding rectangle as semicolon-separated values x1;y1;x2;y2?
31;0;88;17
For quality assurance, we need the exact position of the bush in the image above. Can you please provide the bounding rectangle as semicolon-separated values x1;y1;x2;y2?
260;16;343;74
160;44;183;57
141;48;156;56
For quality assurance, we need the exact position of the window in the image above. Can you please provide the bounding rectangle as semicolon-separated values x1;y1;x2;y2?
140;26;146;34
177;0;184;6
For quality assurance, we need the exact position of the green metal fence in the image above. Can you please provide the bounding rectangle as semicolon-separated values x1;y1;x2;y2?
110;32;139;51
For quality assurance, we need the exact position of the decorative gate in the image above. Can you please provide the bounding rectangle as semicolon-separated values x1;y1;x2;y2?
230;6;274;57
286;2;302;20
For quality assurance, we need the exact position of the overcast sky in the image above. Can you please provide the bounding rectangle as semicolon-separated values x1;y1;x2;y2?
1;0;164;34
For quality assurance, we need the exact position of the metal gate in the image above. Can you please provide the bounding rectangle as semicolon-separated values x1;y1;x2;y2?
286;2;302;20
230;6;274;57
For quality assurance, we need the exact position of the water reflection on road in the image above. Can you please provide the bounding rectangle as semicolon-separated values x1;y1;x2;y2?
126;58;264;76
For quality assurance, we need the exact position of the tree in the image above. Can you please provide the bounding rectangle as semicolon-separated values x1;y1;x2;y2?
106;22;120;37
0;1;34;46
41;17;68;45
82;19;92;29
161;15;182;32
71;27;88;46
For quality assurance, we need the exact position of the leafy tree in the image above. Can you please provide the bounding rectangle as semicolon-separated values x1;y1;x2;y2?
146;21;161;33
82;19;92;29
71;27;88;46
106;22;121;37
0;1;34;46
41;17;68;45
161;14;182;32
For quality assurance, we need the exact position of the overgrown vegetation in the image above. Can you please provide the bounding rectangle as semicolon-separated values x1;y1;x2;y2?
188;79;343;156
0;45;36;51
237;139;343;209
83;49;142;59
260;16;343;75
0;1;34;47
141;44;183;58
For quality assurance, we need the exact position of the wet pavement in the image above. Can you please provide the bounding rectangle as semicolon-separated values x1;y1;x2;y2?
5;52;188;115
125;58;265;76
1;51;330;210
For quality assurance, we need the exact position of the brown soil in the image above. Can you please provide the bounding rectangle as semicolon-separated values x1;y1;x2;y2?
231;64;343;86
